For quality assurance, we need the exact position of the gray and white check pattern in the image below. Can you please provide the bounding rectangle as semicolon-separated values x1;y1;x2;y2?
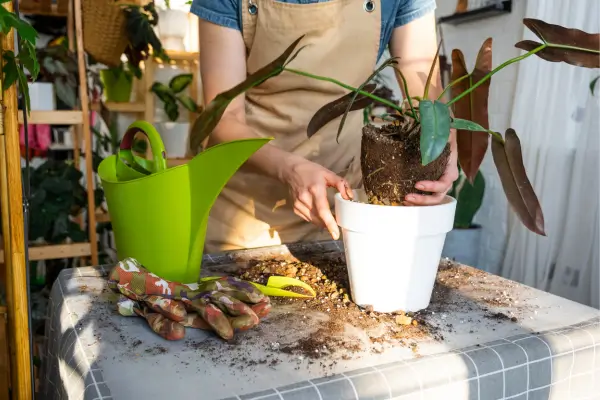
39;241;600;400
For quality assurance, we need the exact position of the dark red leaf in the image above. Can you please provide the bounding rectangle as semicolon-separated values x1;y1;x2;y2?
491;129;545;236
450;38;492;183
307;83;377;138
189;35;306;151
516;19;600;68
515;39;600;69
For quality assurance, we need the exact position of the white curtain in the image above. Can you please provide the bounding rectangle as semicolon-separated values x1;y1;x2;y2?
500;0;600;308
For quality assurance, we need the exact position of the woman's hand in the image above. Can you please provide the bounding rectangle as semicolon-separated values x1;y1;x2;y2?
405;128;459;206
279;156;353;240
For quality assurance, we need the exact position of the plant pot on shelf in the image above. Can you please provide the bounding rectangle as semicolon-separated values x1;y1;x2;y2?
441;225;482;267
28;82;56;111
100;69;133;103
153;122;189;158
335;189;456;313
156;9;189;51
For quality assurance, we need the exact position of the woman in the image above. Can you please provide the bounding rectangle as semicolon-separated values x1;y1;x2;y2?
190;0;458;253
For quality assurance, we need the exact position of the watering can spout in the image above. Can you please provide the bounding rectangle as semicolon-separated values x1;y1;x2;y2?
186;137;273;278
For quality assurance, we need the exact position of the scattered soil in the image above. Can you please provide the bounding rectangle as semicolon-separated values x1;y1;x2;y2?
235;255;446;360
361;122;451;205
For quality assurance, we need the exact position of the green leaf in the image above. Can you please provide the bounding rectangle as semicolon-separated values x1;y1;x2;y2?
307;83;377;139
169;73;193;94
150;81;175;103
176;94;201;112
164;100;179;121
491;129;545;236
54;79;77;109
419;100;451;165
17;66;31;114
19;39;39;80
2;51;19;91
590;76;600;95
14;18;37;45
450;118;488;132
189;35;306;151
454;170;485;228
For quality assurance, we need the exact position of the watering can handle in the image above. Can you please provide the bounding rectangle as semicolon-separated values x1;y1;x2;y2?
118;121;168;173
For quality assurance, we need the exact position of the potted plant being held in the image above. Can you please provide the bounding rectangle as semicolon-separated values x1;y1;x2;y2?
187;19;599;313
150;72;201;158
442;168;485;267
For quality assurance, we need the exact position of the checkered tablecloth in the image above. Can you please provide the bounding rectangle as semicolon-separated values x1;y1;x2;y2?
39;241;600;400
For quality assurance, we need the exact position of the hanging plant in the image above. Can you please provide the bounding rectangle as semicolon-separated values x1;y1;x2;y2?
151;73;201;121
0;0;40;114
121;1;170;79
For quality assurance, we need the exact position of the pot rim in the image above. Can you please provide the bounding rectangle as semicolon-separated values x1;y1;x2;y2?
334;188;457;210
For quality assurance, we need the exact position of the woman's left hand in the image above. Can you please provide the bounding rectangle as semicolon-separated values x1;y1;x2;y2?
404;128;459;206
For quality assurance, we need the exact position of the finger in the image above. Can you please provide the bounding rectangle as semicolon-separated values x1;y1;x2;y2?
185;299;234;340
310;185;340;240
414;178;453;194
144;296;187;322
293;200;312;223
404;192;446;206
327;174;353;200
144;312;186;340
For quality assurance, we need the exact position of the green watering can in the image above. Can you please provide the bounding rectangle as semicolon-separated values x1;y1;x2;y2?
98;121;271;283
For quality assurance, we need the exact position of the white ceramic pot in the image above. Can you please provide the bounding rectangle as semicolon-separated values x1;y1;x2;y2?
154;122;189;158
441;225;482;267
335;189;457;313
157;9;189;51
28;82;56;111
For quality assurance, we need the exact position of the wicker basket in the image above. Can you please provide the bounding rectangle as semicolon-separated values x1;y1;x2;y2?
82;0;139;67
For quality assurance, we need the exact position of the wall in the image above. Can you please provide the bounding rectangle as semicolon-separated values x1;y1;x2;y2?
434;0;526;273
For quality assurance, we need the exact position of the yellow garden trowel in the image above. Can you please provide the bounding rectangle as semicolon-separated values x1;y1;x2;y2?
202;275;316;299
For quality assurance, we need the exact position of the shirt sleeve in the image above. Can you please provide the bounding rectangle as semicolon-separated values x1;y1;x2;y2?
394;0;437;27
190;0;241;31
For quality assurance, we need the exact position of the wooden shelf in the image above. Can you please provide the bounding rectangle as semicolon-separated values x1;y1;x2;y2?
154;50;200;63
96;212;111;223
438;0;512;25
18;110;83;125
167;158;191;167
104;102;146;113
0;243;91;263
19;3;68;17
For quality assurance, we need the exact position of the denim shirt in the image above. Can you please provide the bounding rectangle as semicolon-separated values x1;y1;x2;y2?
190;0;436;60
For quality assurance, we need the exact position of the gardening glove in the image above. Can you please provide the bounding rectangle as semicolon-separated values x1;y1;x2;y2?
108;258;272;341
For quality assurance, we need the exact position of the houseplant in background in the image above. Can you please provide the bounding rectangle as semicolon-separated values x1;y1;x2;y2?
442;168;485;267
188;19;599;313
100;62;135;103
151;72;200;157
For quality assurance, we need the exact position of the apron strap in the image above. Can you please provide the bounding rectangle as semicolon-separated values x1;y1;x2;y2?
241;0;258;53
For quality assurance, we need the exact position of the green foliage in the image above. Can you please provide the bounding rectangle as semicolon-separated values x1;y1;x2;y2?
0;2;40;114
121;1;169;79
19;160;92;244
36;42;79;108
418;99;450;165
151;73;201;121
448;169;485;229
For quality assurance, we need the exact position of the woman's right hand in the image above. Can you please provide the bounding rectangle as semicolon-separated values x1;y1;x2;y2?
279;156;353;240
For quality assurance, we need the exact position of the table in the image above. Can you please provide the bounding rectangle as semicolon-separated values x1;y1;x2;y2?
40;240;600;400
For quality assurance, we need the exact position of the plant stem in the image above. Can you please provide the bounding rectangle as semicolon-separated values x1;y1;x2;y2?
285;68;404;114
447;43;547;106
437;73;469;100
393;67;418;122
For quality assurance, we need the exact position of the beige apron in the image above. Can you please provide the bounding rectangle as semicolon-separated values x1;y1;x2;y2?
205;0;381;252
